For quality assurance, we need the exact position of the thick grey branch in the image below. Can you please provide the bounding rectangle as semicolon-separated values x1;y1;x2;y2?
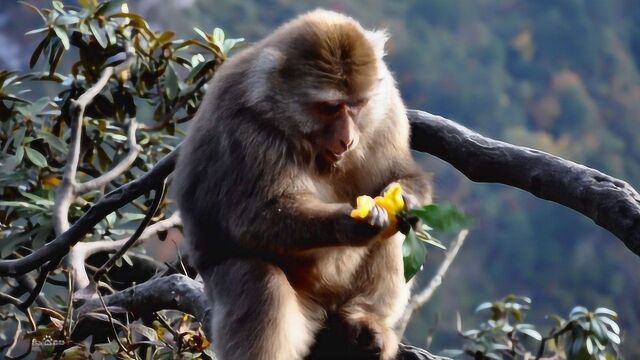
73;274;449;360
75;274;210;327
407;110;640;257
3;110;640;279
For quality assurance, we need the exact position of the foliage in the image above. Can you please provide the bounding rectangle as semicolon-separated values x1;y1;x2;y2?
0;0;245;356
442;295;622;360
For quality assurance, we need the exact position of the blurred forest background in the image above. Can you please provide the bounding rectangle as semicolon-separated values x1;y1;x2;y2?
1;0;639;357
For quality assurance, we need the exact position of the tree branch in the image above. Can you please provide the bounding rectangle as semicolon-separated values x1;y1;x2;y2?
74;118;142;194
397;229;469;338
407;110;640;257
52;54;136;235
2;109;640;291
73;274;449;360
67;212;181;290
0;147;178;277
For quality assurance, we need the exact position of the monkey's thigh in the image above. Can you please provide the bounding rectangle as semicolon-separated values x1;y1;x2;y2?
309;234;409;360
204;258;320;360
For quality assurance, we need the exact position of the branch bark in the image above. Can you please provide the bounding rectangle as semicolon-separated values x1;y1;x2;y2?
67;212;181;290
0;147;178;277
74;274;449;360
407;110;640;257
2;110;639;286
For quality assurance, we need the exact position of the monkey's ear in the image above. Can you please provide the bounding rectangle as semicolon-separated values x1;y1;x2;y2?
367;29;389;59
246;47;285;105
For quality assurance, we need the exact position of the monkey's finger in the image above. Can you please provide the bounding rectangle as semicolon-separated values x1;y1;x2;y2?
368;206;380;226
375;205;390;228
402;193;419;211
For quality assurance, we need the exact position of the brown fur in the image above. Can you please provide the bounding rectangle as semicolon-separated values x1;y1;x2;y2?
174;9;432;360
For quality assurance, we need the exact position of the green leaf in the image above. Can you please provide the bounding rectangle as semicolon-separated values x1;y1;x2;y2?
164;64;179;100
212;27;225;48
36;131;68;154
30;33;51;69
402;228;427;281
95;0;125;16
193;27;209;42
25;147;47;167
25;27;50;36
518;327;542;341
52;1;65;13
222;38;244;54
593;307;617;319
12;146;25;166
54;15;80;26
0;201;47;211
130;323;158;341
410;203;471;232
569;306;589;320
590;318;607;343
30;97;50;114
52;26;70;50
89;20;108;48
415;230;446;250
598;316;620;335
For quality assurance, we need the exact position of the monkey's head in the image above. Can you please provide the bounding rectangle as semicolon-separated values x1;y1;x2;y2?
245;10;389;170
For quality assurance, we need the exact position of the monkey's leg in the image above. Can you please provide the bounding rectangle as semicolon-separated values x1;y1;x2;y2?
340;234;409;360
204;259;320;360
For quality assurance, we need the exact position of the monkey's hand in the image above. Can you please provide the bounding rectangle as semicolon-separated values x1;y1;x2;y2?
346;201;390;245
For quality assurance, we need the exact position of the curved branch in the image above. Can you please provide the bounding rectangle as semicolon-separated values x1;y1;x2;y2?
0;147;179;277
67;212;181;290
74;118;142;194
407;110;640;257
3;109;640;277
73;274;449;360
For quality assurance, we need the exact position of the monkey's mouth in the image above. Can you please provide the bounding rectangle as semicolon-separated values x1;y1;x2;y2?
323;150;344;163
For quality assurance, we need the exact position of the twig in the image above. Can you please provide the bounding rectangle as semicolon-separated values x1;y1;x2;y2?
67;211;181;289
0;147;178;277
75;118;142;193
397;229;469;338
52;56;135;235
97;286;130;354
93;180;167;283
62;270;74;338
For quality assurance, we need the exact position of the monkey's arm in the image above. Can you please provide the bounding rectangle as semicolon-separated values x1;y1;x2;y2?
229;194;385;255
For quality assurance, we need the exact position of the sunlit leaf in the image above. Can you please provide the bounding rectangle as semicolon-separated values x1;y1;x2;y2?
90;20;108;48
52;26;70;50
25;147;48;167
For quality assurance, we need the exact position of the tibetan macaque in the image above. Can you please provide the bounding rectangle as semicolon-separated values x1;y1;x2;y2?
174;9;432;360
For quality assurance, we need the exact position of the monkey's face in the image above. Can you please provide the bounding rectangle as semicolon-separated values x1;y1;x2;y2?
306;95;369;166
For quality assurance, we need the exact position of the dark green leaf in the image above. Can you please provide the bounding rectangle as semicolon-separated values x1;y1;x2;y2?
402;228;427;281
410;203;471;232
30;33;51;69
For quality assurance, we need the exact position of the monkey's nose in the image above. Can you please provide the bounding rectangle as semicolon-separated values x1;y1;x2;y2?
340;138;354;151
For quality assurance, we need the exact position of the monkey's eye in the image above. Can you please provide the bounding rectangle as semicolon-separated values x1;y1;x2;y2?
313;102;343;117
348;98;369;109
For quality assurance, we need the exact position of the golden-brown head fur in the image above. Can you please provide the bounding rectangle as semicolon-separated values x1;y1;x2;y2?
280;11;380;96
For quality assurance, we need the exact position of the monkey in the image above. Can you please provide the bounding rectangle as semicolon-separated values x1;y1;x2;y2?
173;9;432;360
